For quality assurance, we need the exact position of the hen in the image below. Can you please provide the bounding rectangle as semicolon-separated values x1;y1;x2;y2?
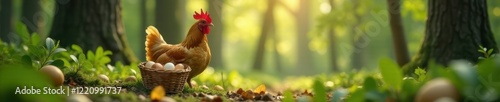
145;9;212;87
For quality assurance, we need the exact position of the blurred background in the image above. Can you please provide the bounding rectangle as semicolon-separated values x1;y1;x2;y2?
1;0;500;77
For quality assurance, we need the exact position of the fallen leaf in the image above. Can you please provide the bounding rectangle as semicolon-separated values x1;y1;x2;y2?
254;84;266;94
236;88;244;94
150;86;165;101
302;89;313;97
242;90;255;100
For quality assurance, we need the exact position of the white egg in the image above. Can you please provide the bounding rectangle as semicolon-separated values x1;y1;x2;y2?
145;61;155;69
97;74;109;82
164;62;175;70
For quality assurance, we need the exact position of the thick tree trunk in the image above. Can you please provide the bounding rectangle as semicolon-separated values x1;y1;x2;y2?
253;0;275;71
296;0;313;71
49;0;137;64
387;0;410;67
208;0;224;69
155;0;184;44
405;0;498;73
0;0;14;43
21;0;42;35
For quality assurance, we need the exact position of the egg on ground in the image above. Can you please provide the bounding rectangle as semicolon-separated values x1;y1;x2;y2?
98;74;109;82
125;76;137;82
415;78;460;102
39;65;64;86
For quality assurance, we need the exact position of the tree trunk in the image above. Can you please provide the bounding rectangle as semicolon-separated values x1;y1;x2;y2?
387;0;410;67
271;14;281;71
139;0;147;61
296;0;313;71
21;0;42;35
208;0;224;69
155;0;184;44
49;0;137;64
328;28;339;71
253;0;275;71
0;0;14;43
350;0;365;70
404;0;498;73
328;0;339;72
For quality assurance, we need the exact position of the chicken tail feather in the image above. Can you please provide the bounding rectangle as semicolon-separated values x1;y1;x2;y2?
145;26;168;61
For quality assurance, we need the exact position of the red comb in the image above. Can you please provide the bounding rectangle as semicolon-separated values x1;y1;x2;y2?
193;9;212;23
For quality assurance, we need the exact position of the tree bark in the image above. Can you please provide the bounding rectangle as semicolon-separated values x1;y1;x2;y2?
208;0;224;69
0;0;14;43
404;0;498;73
21;0;42;35
253;0;275;71
387;0;410;67
49;0;137;64
155;0;184;44
296;0;313;71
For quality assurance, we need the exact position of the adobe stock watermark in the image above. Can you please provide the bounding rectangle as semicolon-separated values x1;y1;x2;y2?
337;9;390;57
335;0;410;63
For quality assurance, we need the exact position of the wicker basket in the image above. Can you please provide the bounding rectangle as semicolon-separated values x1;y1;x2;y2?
138;62;191;94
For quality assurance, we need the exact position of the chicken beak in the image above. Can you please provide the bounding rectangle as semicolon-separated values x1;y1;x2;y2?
209;23;214;27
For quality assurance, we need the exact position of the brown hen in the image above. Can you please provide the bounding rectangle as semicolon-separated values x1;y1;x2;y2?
145;9;213;87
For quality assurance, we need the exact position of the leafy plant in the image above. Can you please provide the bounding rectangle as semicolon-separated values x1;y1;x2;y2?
414;67;427;82
478;45;496;59
378;57;403;91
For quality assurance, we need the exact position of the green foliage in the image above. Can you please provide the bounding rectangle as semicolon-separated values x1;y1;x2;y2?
341;56;500;101
378;58;403;90
479;45;496;59
282;90;294;102
312;79;327;102
345;87;364;102
1;22;138;85
414;67;427;82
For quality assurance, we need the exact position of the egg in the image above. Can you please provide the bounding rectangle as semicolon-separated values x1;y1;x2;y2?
175;64;184;70
98;74;109;82
125;76;137;82
145;61;155;69
39;65;64;86
164;62;175;70
67;94;91;102
190;80;198;87
214;85;224;91
415;78;460;102
153;63;164;71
